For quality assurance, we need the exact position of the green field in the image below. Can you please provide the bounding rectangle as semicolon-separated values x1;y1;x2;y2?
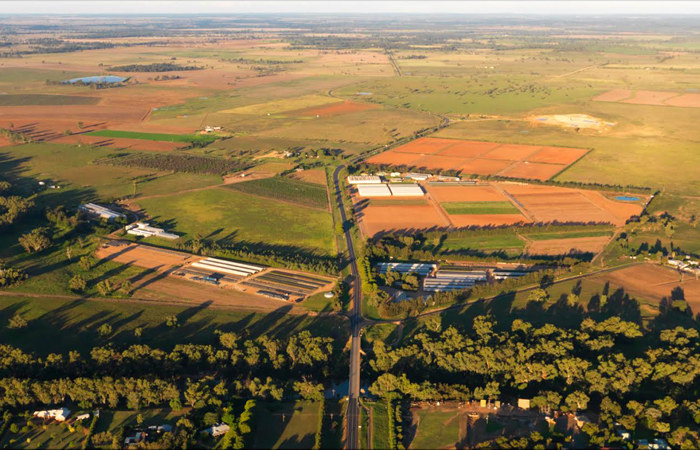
252;401;320;449
136;188;336;254
367;401;391;450
409;408;462;449
226;176;329;210
0;295;347;355
525;230;614;241
0;94;99;106
88;129;219;143
442;201;520;215
442;234;526;252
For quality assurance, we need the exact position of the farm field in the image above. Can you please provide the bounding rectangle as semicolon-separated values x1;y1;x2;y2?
87;129;220;143
365;137;588;180
225;176;329;210
594;89;700;108
251;401;320;449
136;188;336;254
0;294;347;355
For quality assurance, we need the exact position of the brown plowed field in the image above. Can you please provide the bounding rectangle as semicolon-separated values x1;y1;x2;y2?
621;90;680;105
290;168;328;185
96;241;195;270
664;93;700;108
366;137;589;180
592;89;633;102
589;264;700;309
449;214;529;227
456;158;512;175
359;203;449;236
438;140;499;157
482;143;542;161
500;162;567;181
427;185;508;202
502;184;644;226
294;100;378;117
526;236;610;256
53;134;187;151
527;146;590;165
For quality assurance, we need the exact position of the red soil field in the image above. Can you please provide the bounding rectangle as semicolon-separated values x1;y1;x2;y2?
413;154;470;170
52;134;187;152
295;100;378;117
437;140;500;157
389;137;459;155
526;236;610;256
589;264;700;308
456;158;512;175
592;89;633;102
482;143;542;161
622;90;680;106
96;241;195;271
366;151;425;166
527;146;589;165
663;93;700;108
359;203;449;236
448;214;529;227
500;161;567;181
427;185;508;202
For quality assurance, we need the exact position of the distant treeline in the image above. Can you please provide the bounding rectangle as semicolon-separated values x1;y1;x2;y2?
109;62;203;72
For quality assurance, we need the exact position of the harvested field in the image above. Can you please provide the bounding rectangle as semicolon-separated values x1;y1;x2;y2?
588;264;700;310
426;185;506;203
526;236;610;256
592;89;632;102
294;100;378;117
52;134;187;152
96;241;195;271
500;161;567;181
664;93;700;108
622;90;680;105
290;168;327;185
367;137;589;180
501;183;644;226
359;203;449;236
221;94;341;115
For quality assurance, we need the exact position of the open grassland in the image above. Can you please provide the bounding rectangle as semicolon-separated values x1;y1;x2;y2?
442;201;521;215
409;407;462;449
252;401;320;449
367;401;392;450
88;129;219;143
225;176;329;210
136;188;336;254
0;295;347;355
442;234;526;253
0;143;222;204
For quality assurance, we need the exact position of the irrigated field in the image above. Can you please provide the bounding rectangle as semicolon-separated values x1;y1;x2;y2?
225;176;329;210
365;137;588;180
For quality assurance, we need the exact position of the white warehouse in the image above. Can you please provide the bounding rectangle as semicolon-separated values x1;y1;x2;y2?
79;203;125;221
126;222;179;240
192;258;264;278
357;184;392;197
347;175;382;185
388;184;424;197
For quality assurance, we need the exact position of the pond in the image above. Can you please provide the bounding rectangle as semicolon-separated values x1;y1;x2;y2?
615;196;641;202
63;75;126;84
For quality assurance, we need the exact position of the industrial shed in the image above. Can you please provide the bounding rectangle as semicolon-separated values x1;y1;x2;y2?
357;184;392;197
347;175;382;185
388;184;425;197
191;257;264;278
376;262;436;276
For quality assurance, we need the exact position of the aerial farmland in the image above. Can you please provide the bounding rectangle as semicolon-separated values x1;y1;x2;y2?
1;7;699;450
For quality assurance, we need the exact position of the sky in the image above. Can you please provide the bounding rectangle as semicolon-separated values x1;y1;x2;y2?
1;1;699;16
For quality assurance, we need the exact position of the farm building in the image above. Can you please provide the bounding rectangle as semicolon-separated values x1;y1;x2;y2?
79;203;125;221
201;423;230;437
424;268;528;292
404;173;431;181
347;175;382;185
33;408;71;422
376;262;436;276
192;257;264;278
126;222;179;240
388;184;424;197
357;184;392;197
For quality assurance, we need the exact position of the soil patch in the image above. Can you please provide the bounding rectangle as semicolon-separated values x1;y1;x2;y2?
526;236;610;256
427;185;507;203
592;89;633;102
294;100;378;117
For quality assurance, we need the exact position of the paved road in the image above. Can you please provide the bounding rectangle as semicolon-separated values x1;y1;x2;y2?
334;165;362;450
